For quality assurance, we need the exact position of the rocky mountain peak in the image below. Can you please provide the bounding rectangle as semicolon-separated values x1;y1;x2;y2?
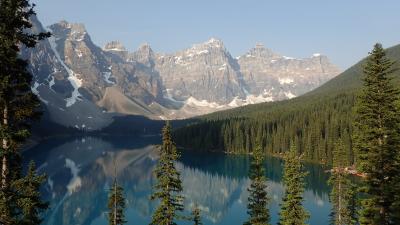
243;43;281;59
137;42;153;54
49;20;88;42
130;43;155;66
205;37;224;47
191;37;225;51
103;41;127;52
175;37;228;61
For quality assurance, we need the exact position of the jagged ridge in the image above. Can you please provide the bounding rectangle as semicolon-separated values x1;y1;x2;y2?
24;18;341;130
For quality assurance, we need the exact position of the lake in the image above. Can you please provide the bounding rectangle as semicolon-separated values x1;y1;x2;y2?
23;135;332;225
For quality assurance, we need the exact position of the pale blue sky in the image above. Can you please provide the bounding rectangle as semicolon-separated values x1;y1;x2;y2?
36;0;400;69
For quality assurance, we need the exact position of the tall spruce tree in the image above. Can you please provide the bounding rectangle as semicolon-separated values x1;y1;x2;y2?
191;203;203;225
328;138;357;225
353;43;400;225
278;143;309;225
12;161;49;225
0;0;50;224
244;144;270;225
150;122;185;225
0;0;50;189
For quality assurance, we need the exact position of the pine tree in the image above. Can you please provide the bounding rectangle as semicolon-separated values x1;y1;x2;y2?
191;203;202;225
245;144;270;225
278;143;309;225
12;161;49;225
108;180;126;225
353;43;400;225
150;122;185;225
0;0;50;224
0;0;50;189
329;138;357;225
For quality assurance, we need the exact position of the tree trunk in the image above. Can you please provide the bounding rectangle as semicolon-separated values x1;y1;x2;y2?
1;106;8;190
114;182;117;225
338;172;342;224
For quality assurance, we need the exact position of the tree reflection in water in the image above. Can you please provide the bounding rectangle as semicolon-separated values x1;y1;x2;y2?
23;136;331;225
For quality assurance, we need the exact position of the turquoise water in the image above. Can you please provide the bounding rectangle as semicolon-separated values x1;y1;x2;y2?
23;135;332;225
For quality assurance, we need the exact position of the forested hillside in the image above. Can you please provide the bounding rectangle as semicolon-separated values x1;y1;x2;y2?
174;44;400;165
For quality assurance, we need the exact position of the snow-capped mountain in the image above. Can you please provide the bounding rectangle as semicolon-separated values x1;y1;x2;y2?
23;18;341;130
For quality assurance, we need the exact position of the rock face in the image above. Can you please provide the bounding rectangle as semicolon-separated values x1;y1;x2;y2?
24;18;341;130
237;44;340;101
155;38;247;104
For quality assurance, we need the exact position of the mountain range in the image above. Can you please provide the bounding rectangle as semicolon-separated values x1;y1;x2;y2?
23;17;340;130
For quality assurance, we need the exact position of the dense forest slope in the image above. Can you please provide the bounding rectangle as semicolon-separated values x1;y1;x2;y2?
174;44;400;165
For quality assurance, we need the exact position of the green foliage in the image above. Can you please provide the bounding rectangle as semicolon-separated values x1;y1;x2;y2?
278;143;309;225
191;203;203;225
0;0;50;224
353;43;400;225
12;161;49;225
108;180;126;225
150;122;185;225
0;0;50;145
245;144;270;225
0;189;15;224
329;139;357;225
0;161;48;225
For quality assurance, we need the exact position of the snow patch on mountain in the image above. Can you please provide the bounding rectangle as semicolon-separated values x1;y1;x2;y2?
227;97;241;107
279;77;294;85
228;92;274;107
244;93;274;104
283;56;295;60
31;82;49;104
75;49;83;58
197;50;209;55
185;97;222;108
284;91;296;99
48;35;83;107
218;63;227;71
103;72;114;84
102;66;115;84
69;29;86;42
49;75;55;88
106;48;124;51
65;76;83;107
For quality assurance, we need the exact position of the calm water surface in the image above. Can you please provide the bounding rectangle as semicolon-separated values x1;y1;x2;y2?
23;136;332;225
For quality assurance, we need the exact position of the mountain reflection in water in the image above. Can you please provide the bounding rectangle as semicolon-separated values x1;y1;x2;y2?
23;136;331;225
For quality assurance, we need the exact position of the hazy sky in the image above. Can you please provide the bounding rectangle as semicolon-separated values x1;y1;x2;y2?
36;0;400;70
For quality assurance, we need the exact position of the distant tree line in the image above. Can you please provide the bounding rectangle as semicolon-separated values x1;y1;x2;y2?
174;92;355;165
